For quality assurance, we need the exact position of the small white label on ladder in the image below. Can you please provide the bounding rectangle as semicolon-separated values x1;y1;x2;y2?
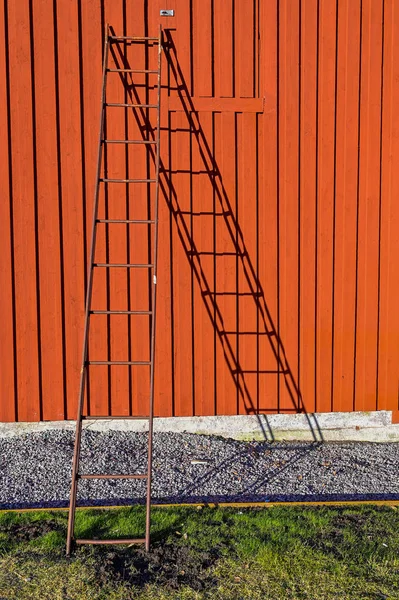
153;275;157;285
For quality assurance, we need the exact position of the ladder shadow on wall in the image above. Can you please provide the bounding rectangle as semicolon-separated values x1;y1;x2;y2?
108;31;323;444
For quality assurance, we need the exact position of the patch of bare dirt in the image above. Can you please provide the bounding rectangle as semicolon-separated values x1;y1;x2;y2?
94;543;221;591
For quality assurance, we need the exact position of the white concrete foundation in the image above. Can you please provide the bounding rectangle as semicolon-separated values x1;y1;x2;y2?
1;411;399;442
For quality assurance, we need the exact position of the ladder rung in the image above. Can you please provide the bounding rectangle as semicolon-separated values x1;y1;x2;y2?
89;310;152;315
102;140;157;144
109;35;158;41
105;103;158;108
82;415;149;420
96;219;155;224
100;178;156;183
78;474;148;480
76;538;146;545
107;68;158;74
87;361;151;365
93;263;154;268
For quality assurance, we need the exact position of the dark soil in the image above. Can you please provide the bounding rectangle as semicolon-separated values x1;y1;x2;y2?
309;512;371;559
2;518;221;592
3;519;63;543
93;543;221;591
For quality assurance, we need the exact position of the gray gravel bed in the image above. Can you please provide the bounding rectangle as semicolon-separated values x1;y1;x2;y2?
0;430;398;509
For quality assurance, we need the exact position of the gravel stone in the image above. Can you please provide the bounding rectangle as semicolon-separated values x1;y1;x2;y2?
0;431;399;509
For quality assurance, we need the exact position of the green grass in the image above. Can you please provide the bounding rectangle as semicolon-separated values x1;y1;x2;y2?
1;505;399;599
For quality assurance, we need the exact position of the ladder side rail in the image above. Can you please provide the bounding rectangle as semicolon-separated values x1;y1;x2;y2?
145;26;163;552
66;26;111;557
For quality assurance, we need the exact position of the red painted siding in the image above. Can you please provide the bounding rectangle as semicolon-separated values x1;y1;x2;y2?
0;0;398;422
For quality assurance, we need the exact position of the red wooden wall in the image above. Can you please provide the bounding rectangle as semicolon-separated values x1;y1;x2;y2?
1;0;399;422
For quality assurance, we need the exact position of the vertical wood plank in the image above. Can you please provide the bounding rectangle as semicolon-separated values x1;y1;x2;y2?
278;0;300;413
192;111;216;415
171;110;193;415
193;0;213;97
80;0;104;417
299;0;318;414
214;0;234;97
378;0;399;411
355;0;383;412
235;0;255;97
55;0;85;420
214;111;238;415
154;32;174;417
147;0;161;33
0;0;16;421
32;0;65;420
332;0;361;413
170;0;192;95
316;0;337;413
154;108;173;417
237;112;258;415
258;0;279;415
7;0;41;421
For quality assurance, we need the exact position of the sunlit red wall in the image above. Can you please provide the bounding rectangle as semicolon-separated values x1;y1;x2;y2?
1;0;398;422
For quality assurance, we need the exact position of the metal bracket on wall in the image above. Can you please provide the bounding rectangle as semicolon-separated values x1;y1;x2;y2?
160;9;174;17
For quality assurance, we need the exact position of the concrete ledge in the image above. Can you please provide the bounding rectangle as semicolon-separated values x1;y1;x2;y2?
0;411;398;442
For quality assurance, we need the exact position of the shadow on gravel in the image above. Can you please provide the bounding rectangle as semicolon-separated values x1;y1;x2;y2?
2;434;399;511
173;439;321;501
